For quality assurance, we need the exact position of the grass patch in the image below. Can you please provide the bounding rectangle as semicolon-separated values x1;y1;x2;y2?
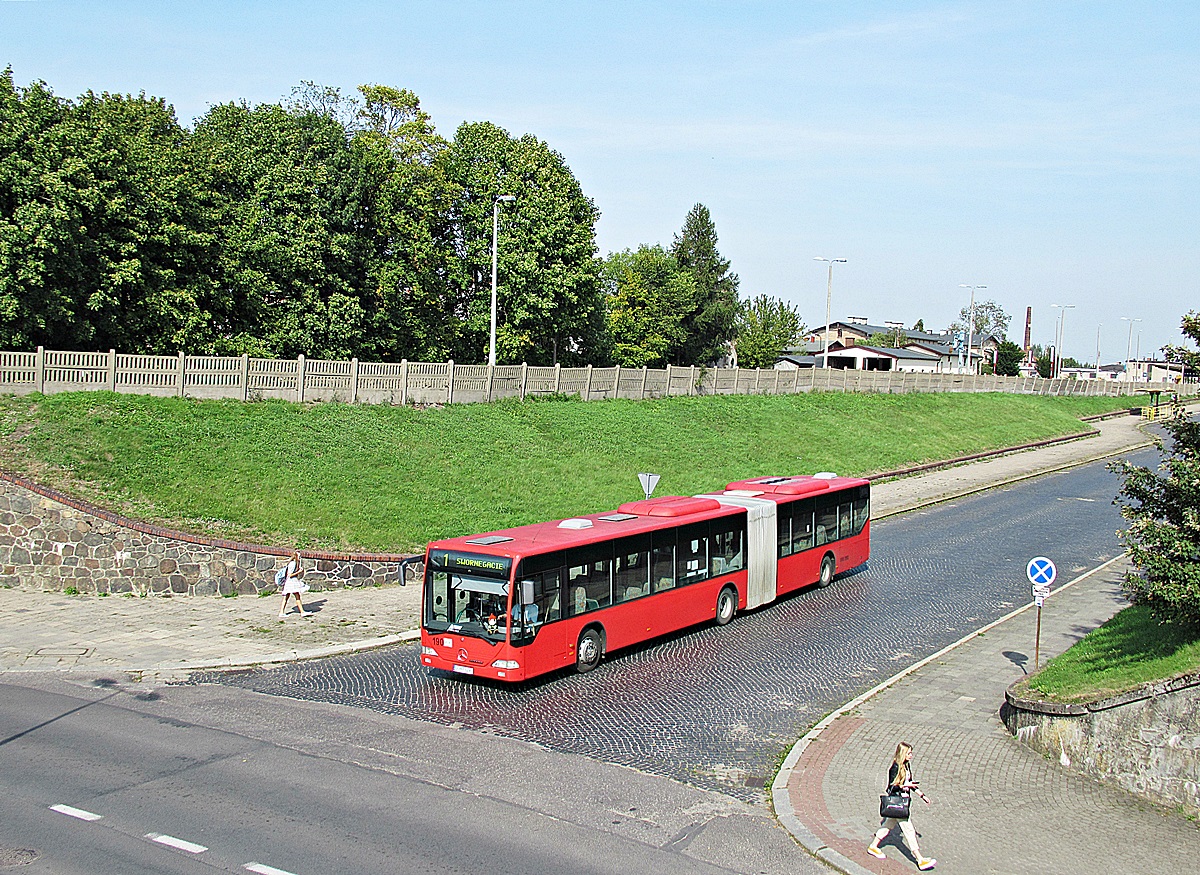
0;391;1132;553
1026;604;1200;702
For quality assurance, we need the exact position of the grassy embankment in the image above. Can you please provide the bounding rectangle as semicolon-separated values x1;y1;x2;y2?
0;391;1133;553
1025;605;1200;702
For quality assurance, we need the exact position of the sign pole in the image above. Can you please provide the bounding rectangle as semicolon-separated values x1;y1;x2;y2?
1026;556;1056;674
1034;604;1042;671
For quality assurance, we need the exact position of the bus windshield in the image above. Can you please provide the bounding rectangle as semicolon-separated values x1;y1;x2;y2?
424;550;514;643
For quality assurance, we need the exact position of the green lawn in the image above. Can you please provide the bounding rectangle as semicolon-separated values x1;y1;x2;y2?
1027;604;1200;702
0;391;1132;553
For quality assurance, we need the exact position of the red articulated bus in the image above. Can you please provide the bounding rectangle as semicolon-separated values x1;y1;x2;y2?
420;474;870;682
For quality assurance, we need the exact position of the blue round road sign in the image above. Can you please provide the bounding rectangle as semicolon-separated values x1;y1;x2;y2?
1027;556;1057;586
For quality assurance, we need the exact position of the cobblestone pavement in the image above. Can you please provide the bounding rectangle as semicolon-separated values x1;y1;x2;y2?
196;449;1147;805
780;558;1200;874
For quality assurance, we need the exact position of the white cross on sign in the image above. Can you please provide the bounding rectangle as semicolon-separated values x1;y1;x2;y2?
1027;556;1056;606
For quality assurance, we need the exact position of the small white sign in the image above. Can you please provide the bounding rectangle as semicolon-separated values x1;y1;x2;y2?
638;472;660;500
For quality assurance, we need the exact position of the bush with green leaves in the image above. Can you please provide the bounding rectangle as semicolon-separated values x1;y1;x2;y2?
1111;408;1200;626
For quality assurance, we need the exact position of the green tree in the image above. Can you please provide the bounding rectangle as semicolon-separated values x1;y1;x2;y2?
1111;407;1200;625
670;204;740;365
0;71;208;352
954;299;1011;339
866;330;906;348
994;340;1024;376
1163;311;1200;374
440;122;604;365
187;100;373;358
912;318;926;333
601;246;694;368
735;295;805;369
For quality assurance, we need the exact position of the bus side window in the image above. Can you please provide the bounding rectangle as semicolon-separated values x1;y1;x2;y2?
613;534;650;602
815;495;838;544
839;503;853;540
676;522;708;586
792;499;815;553
563;543;611;614
710;519;744;575
651;531;675;593
853;486;870;534
777;502;793;558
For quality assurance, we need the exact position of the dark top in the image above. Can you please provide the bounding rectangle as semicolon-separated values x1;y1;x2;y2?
885;761;915;796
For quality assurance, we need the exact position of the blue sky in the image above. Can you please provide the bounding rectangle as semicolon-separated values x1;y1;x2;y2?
3;0;1197;362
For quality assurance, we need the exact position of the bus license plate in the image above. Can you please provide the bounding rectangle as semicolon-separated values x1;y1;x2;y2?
452;665;475;675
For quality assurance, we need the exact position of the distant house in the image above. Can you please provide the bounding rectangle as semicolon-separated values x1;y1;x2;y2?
794;317;995;372
776;338;941;372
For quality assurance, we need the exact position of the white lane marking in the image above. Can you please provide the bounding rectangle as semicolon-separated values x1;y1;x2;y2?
245;863;301;875
145;833;208;854
49;804;103;821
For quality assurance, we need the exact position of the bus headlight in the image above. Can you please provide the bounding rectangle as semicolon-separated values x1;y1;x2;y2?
421;646;438;656
491;659;520;670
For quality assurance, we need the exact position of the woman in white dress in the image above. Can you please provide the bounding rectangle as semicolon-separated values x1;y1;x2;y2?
278;550;310;617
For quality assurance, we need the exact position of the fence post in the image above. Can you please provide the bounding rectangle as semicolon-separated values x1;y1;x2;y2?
690;365;697;395
176;352;186;397
240;354;250;401
520;362;528;400
613;365;621;399
666;364;672;396
582;365;593;401
447;359;455;404
35;346;44;394
554;364;561;393
297;354;306;403
640;366;648;399
350;357;359;402
400;359;408;405
107;349;117;392
485;363;495;402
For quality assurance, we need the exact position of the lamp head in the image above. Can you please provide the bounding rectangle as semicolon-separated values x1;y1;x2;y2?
496;194;516;203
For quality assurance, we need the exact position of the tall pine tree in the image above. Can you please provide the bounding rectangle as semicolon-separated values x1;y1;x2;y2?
670;203;740;365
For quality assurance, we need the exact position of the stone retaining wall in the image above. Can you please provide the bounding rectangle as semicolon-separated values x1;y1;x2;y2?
1002;673;1200;817
0;475;414;596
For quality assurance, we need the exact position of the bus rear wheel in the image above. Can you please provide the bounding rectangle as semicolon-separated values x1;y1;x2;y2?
715;587;737;625
576;628;603;673
817;554;836;588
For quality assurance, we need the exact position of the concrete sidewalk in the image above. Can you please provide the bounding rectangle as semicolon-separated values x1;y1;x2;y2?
0;414;1152;680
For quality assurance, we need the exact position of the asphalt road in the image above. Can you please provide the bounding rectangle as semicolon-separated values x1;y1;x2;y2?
1;678;790;875
198;449;1145;802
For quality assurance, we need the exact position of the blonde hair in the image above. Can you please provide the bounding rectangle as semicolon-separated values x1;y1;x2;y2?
891;741;913;787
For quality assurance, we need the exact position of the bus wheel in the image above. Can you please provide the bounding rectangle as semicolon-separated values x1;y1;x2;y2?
715;587;737;625
817;554;836;588
576;628;603;673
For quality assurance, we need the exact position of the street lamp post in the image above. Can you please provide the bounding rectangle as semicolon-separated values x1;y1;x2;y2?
1050;304;1075;378
489;195;517;367
1121;316;1141;382
814;257;847;368
958;284;986;374
1095;323;1102;373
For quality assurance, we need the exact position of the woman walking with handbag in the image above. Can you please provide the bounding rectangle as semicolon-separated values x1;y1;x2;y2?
867;741;935;870
278;550;310;618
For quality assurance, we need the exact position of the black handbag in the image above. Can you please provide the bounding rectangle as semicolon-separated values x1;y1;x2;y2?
879;793;910;819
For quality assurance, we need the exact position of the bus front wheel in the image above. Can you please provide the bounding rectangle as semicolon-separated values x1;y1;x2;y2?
576;628;603;673
715;587;737;625
817;554;836;588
